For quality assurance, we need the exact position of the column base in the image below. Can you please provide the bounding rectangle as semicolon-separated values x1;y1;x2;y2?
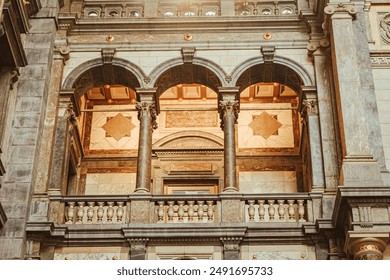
134;188;150;194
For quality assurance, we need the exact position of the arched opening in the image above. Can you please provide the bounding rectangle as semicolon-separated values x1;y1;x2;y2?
65;64;141;196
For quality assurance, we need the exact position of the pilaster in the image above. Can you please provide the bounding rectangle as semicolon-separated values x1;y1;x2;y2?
301;86;325;192
324;2;383;187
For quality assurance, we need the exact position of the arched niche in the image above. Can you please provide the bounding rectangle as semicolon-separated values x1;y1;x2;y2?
153;131;224;150
153;63;223;96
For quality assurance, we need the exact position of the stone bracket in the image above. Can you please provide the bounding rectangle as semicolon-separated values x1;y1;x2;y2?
261;46;275;64
181;47;196;64
102;48;116;64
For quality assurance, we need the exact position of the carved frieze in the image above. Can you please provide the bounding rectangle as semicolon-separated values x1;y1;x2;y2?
380;13;390;44
165;111;218;128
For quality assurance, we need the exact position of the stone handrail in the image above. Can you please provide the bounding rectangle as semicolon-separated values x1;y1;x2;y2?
152;195;220;223
242;193;310;222
60;196;128;224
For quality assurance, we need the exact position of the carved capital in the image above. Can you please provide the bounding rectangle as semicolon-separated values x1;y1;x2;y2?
324;3;358;17
380;13;390;45
102;48;116;64
301;99;318;115
220;237;242;251
261;46;275;64
181;47;196;64
54;45;71;61
136;101;158;130
219;100;239;130
306;38;330;56
128;238;149;251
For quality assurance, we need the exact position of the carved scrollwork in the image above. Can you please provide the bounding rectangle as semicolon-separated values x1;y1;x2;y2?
136;101;158;130
380;13;390;45
219;100;239;130
324;3;358;17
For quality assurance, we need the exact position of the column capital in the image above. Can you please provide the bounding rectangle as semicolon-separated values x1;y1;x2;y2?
136;101;158;130
324;3;358;18
219;100;239;130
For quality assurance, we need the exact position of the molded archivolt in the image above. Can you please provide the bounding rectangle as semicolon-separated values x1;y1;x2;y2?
153;131;224;150
149;57;228;95
231;56;314;93
62;57;148;97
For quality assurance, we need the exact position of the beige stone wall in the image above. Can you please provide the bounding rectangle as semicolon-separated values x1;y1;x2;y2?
241;244;316;260
85;173;136;194
373;68;390;176
54;246;128;260
147;245;223;260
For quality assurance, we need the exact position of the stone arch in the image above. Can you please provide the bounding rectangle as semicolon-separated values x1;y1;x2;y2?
149;57;228;96
62;57;148;98
231;55;314;93
153;131;224;150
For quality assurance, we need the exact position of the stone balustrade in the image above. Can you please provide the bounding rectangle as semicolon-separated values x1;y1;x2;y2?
243;194;309;222
153;195;220;223
55;194;311;225
63;197;128;224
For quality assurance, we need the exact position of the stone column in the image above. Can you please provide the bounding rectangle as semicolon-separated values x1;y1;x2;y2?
301;87;325;192
347;236;388;260
219;88;239;192
324;3;383;187
134;88;158;193
128;238;149;260
221;237;242;260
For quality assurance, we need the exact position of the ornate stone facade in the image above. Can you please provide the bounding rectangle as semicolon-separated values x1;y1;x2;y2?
0;0;390;260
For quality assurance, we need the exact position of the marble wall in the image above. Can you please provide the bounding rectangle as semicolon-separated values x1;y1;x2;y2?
239;171;297;193
85;173;136;194
241;244;316;260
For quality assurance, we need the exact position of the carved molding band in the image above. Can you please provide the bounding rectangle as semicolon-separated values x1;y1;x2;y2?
219;100;239;130
380;13;390;45
371;56;390;66
136;101;158;130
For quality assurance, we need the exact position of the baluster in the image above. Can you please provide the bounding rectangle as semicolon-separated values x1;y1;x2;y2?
157;201;165;222
258;200;265;220
76;202;85;224
107;202;114;223
188;201;194;221
66;202;75;224
86;202;95;223
297;200;305;221
178;201;185;221
197;201;204;221
248;200;255;221
287;200;295;221
116;202;124;222
97;202;105;222
206;201;214;221
268;200;275;220
277;200;285;220
167;201;175;221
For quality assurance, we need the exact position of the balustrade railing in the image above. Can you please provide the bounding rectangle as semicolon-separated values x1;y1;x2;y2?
243;194;310;223
63;197;128;224
153;195;220;223
53;194;311;225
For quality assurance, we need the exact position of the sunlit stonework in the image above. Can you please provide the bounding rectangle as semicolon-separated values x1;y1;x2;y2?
248;112;282;139
102;113;135;141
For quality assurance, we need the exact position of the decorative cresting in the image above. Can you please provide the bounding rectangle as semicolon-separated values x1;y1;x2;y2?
348;238;387;260
380;13;390;44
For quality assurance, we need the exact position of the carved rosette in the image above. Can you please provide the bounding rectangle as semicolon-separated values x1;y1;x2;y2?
219;100;239;130
301;99;318;116
136;101;158;130
380;13;390;45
